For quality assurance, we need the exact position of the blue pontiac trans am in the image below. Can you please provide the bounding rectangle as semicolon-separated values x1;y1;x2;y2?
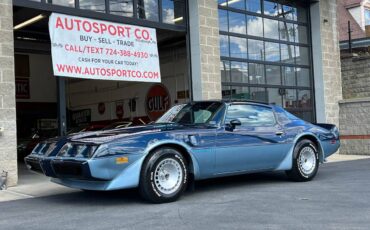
25;100;340;203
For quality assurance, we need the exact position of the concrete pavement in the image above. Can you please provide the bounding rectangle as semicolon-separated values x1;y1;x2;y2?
1;153;369;202
0;156;370;229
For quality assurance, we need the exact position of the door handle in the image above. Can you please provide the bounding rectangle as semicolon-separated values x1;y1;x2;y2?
275;131;284;136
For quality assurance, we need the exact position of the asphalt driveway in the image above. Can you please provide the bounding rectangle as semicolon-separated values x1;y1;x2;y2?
0;159;370;230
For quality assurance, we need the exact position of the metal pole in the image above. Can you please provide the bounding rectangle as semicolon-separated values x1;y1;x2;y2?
348;20;352;53
57;77;67;136
185;0;193;102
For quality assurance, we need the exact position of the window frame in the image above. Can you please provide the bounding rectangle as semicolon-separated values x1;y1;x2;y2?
218;0;315;123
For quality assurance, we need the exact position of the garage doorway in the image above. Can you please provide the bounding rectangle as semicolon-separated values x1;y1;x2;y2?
13;4;191;183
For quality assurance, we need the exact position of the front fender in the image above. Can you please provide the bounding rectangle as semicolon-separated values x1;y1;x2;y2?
275;132;324;171
144;140;201;179
106;139;201;190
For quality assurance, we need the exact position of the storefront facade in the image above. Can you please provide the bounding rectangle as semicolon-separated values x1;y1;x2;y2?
0;0;342;186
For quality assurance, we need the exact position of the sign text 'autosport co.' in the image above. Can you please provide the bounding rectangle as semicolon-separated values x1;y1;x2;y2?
49;13;161;82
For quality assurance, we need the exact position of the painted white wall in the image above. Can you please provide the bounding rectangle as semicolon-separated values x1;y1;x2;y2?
16;53;57;103
67;47;189;121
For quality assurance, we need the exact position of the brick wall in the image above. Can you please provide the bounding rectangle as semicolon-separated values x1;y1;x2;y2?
0;0;17;186
341;54;370;99
339;53;370;155
339;99;370;155
320;0;343;126
189;0;222;100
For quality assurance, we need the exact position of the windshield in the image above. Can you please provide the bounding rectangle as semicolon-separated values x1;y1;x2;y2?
67;126;88;135
171;102;223;125
102;122;131;130
155;104;187;123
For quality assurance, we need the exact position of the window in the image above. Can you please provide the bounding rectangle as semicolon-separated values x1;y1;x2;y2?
229;12;247;34
79;0;106;13
264;18;279;40
279;21;295;42
247;15;263;37
263;0;279;16
220;35;230;57
230;36;247;58
267;88;282;106
265;65;281;85
219;0;313;122
162;0;185;24
138;0;159;21
265;42;280;62
249;63;265;84
221;60;231;82
227;0;245;10
50;0;75;7
172;102;223;124
248;39;264;60
365;9;370;26
225;104;276;126
110;0;133;17
219;9;228;32
231;86;250;99
246;0;261;13
230;62;249;83
282;66;295;86
280;44;295;64
250;87;266;102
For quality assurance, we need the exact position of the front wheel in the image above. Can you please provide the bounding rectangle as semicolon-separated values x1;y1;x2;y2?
286;139;319;182
139;147;188;203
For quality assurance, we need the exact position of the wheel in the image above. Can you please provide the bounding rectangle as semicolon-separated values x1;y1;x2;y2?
286;139;319;182
139;147;188;203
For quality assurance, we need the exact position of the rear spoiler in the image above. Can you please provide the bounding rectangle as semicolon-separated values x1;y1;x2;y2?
315;123;339;138
314;123;336;130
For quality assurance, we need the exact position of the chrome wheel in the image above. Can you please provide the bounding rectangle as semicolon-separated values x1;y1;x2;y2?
298;146;316;175
154;158;183;195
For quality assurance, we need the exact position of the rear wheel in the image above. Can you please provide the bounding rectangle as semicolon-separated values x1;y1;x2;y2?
139;147;188;203
286;139;319;182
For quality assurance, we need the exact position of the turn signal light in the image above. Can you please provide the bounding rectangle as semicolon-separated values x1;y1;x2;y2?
116;157;129;164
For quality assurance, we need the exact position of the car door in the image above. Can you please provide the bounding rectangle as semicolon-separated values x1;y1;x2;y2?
215;104;290;174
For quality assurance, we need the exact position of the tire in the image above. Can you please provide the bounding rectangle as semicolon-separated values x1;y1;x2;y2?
286;139;319;182
139;147;188;203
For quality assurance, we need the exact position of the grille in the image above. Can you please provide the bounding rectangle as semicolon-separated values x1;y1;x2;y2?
26;160;43;174
53;162;83;177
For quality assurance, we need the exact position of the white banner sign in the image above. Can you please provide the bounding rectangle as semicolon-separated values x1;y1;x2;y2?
49;13;161;82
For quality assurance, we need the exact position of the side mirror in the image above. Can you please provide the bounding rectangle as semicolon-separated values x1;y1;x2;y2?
227;119;241;130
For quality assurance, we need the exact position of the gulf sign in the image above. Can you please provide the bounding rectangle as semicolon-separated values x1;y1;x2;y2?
146;84;171;121
49;13;161;82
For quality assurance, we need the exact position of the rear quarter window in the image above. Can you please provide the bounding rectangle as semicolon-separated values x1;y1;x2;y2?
225;104;276;127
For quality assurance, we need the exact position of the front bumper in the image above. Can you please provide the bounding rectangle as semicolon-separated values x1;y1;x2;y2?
24;155;57;177
26;154;145;191
24;155;44;174
50;159;104;181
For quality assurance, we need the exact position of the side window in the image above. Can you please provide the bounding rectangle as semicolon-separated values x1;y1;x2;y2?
225;104;276;127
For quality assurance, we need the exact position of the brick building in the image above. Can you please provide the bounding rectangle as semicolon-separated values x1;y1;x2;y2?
337;0;370;155
0;0;342;186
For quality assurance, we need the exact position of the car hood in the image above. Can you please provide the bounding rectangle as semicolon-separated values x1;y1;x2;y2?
70;123;212;144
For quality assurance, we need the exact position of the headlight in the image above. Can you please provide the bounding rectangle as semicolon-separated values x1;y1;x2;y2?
92;144;115;158
57;143;98;158
31;143;44;155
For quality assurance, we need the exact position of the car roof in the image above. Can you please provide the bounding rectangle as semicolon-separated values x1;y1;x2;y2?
192;99;269;105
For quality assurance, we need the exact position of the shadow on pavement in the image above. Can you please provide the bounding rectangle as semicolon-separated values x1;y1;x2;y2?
6;159;370;206
2;171;290;206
